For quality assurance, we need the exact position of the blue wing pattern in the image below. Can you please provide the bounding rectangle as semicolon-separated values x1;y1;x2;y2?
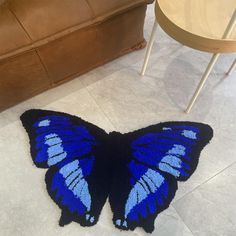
114;160;176;232
47;157;96;224
21;111;213;233
132;124;205;180
125;161;169;221
21;109;108;227
31;115;97;167
113;122;213;232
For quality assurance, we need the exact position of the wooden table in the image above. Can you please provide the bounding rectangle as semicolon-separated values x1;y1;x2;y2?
141;0;236;112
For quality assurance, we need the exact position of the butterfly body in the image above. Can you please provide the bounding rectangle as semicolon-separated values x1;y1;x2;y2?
21;109;213;233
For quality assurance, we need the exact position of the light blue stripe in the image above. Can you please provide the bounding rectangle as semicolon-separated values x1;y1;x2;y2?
142;175;157;193
68;176;81;190
38;119;50;127
45;137;62;146
65;169;82;187
145;169;164;188
123;220;127;227
116;219;121;226
162;127;172;131
48;152;67;166
161;155;182;168
59;160;91;211
45;133;58;139
125;169;164;218
125;183;147;218
167;144;186;156
137;184;148;203
159;163;180;177
139;178;150;194
59;160;79;178
47;144;64;158
73;179;91;210
182;130;197;139
70;178;85;193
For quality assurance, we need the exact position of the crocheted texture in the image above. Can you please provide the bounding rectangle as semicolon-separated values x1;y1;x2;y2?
20;109;213;233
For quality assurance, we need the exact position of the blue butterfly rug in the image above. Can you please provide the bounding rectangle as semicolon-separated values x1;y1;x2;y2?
20;109;213;233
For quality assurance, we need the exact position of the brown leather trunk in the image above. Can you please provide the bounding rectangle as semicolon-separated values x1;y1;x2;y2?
0;0;153;112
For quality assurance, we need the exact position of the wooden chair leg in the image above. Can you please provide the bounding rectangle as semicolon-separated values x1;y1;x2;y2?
141;21;158;76
186;53;220;113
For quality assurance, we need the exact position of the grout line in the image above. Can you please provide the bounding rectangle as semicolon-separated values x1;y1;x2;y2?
173;160;236;205
172;161;236;235
174;211;196;236
171;207;195;236
84;87;118;131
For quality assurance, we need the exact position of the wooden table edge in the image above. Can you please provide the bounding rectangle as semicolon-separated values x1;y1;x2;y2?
155;1;236;53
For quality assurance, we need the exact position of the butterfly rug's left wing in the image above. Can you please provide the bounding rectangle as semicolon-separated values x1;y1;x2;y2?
21;109;111;227
109;122;213;233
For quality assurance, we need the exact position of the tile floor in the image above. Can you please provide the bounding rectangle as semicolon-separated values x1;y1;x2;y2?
1;4;236;236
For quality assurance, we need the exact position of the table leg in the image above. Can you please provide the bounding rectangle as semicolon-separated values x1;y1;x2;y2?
185;53;220;113
141;21;158;76
226;58;236;75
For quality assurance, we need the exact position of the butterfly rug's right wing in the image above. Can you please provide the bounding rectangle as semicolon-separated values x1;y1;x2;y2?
109;122;213;233
21;109;111;227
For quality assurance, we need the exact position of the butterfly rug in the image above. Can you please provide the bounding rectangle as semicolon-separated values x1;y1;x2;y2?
20;109;213;233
